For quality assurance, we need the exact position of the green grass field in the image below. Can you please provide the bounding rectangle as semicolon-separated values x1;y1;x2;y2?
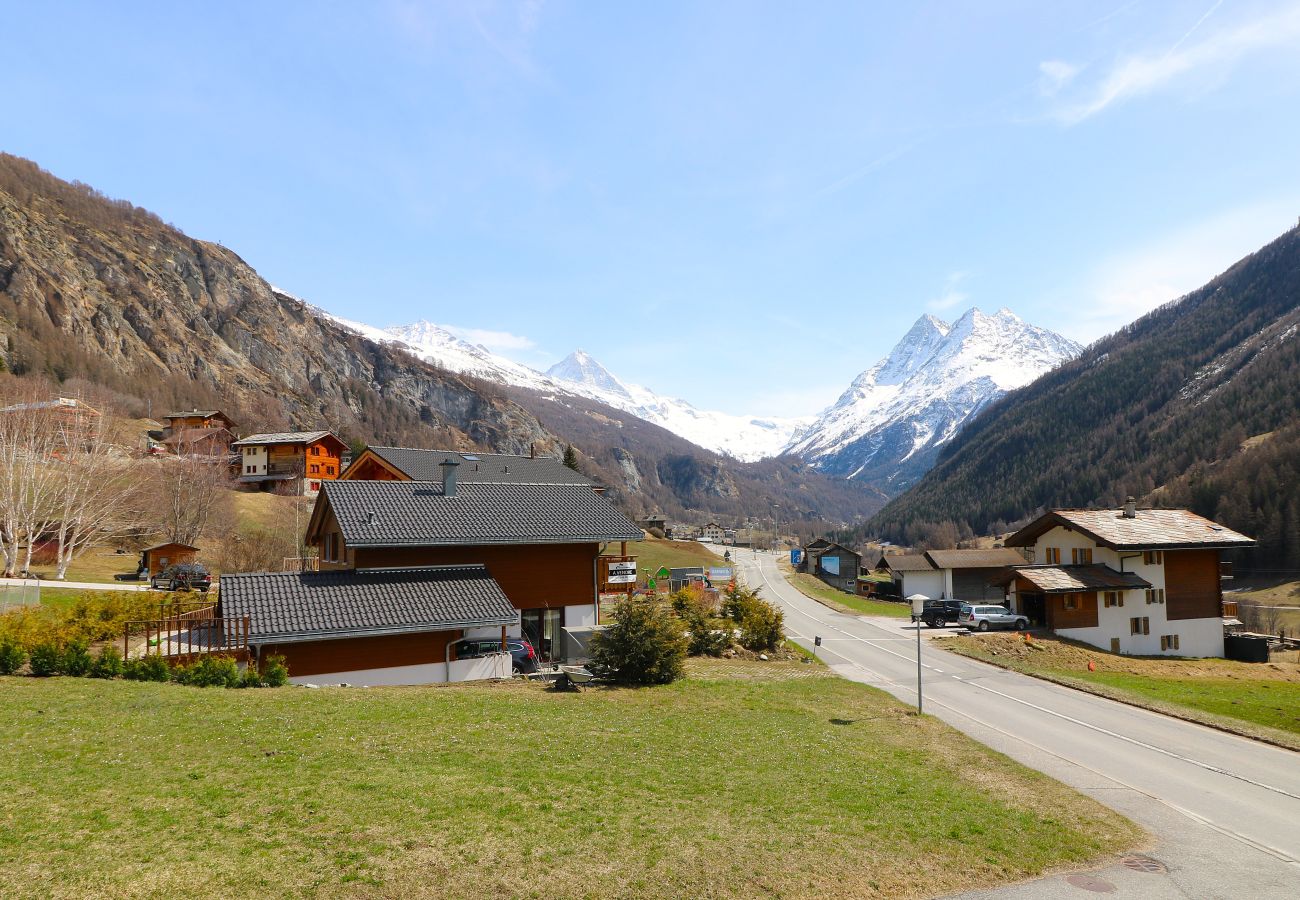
947;633;1300;749
782;567;911;618
613;537;726;581
0;662;1139;899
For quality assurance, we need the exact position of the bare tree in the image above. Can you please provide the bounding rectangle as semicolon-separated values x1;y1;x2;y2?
0;389;68;576
1239;601;1283;637
151;434;233;546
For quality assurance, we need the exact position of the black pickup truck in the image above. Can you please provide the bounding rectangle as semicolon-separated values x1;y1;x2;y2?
912;599;964;628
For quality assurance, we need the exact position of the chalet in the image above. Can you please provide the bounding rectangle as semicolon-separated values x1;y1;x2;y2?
640;514;667;534
139;542;199;576
808;541;860;593
996;501;1254;657
700;522;726;544
800;538;832;571
229;456;643;684
342;446;594;488
161;409;236;438
232;431;348;497
920;548;1029;601
0;396;101;423
162;426;235;458
872;554;939;599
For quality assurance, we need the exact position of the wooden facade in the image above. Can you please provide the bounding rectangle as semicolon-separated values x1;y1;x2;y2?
259;630;457;678
1047;590;1099;630
1164;549;1222;621
338;450;406;481
141;542;199;576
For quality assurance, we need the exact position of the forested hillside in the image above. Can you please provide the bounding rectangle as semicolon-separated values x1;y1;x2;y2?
870;225;1300;571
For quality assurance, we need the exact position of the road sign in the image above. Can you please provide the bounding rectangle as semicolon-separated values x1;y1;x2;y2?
604;561;637;584
708;567;733;581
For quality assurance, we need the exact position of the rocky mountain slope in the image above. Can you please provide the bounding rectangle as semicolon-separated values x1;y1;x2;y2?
0;153;881;527
789;308;1080;490
870;225;1300;572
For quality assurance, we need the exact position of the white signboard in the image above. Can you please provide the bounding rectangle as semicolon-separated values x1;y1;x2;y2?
605;561;637;584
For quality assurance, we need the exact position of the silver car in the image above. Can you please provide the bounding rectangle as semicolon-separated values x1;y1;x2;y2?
958;604;1028;632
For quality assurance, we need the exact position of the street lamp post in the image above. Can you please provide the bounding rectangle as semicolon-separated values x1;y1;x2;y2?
907;594;928;714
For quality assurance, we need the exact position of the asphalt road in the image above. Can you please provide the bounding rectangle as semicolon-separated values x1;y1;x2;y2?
734;549;1300;899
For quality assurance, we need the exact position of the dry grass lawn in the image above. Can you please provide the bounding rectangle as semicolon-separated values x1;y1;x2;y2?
0;659;1140;899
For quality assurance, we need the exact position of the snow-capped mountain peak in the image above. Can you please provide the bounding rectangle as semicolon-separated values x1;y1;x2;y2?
546;350;632;399
786;307;1081;488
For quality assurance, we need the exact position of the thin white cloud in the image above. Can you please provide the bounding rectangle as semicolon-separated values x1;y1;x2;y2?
445;325;537;351
1038;60;1080;96
1056;197;1300;343
1047;2;1300;124
926;271;969;312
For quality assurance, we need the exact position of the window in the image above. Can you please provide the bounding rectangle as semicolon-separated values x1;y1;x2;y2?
1110;638;1121;653
326;465;335;475
1160;634;1180;651
1063;594;1078;610
1130;616;1150;636
309;464;319;474
1143;550;1163;565
311;446;321;456
1072;547;1093;565
1145;588;1165;604
1103;591;1123;608
1045;547;1061;565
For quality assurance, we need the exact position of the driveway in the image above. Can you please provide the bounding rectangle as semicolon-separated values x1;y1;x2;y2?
736;550;1300;899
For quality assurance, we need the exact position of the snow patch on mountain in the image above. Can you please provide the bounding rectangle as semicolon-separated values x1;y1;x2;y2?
310;308;807;461
787;307;1081;487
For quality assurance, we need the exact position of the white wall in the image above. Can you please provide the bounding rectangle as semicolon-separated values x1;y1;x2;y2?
464;613;522;641
240;445;267;475
902;570;945;601
565;604;597;628
1029;527;1220;657
288;652;511;687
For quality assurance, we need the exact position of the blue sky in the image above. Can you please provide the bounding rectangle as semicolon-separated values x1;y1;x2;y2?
6;1;1300;416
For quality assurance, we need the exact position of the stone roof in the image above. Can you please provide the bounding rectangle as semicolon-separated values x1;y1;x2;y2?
232;431;338;448
164;409;230;419
362;446;593;486
999;564;1151;594
218;565;517;643
925;548;1028;570
1006;508;1255;550
876;554;935;572
318;480;642;547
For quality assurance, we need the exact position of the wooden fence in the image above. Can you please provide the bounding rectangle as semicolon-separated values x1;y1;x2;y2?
124;614;250;664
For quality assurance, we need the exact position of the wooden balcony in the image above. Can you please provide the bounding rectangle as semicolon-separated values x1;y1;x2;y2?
1222;600;1239;619
1220;561;1234;580
125;602;250;664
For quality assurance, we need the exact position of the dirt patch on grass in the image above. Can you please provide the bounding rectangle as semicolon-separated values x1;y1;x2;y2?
954;632;1300;682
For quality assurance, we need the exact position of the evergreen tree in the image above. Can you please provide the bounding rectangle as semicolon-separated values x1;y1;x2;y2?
562;444;580;471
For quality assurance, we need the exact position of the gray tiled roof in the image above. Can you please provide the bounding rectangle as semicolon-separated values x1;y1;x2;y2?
218;565;517;642
877;554;935;572
1007;508;1255;550
925;548;1029;570
998;564;1151;593
363;446;593;486
232;431;337;447
322;480;643;547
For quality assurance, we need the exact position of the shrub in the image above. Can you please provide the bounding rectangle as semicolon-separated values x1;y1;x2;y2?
239;665;264;688
174;655;240;688
262;654;289;687
0;638;27;675
89;645;124;679
28;642;63;677
721;586;785;652
61;640;93;677
671;589;731;657
123;653;171;682
590;599;687;685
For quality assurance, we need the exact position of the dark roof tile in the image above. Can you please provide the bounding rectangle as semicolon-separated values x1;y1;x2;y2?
364;447;592;486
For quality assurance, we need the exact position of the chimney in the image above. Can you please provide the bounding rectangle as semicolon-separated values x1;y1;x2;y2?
1123;496;1137;519
440;456;460;497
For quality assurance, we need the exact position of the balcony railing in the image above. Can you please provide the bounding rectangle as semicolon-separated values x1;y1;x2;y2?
1219;561;1234;580
1222;600;1239;618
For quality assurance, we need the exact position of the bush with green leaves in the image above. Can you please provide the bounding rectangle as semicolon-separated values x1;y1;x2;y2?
261;654;289;687
174;655;240;688
591;599;687;685
0;638;27;675
28;642;63;677
670;588;732;657
61;640;93;677
89;646;125;679
123;653;172;683
721;586;785;652
239;665;264;688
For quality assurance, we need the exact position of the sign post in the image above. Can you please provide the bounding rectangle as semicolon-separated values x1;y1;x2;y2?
813;634;821;664
907;594;928;714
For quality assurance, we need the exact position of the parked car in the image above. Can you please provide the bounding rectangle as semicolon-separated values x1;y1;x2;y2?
150;563;212;593
958;604;1028;632
453;637;539;674
913;599;964;628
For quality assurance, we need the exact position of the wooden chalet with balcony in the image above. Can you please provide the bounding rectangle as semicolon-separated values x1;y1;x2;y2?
232;431;348;497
